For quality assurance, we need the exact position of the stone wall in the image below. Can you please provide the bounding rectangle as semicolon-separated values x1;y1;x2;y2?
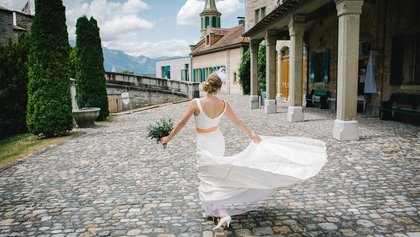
0;8;32;45
304;0;420;114
245;0;279;31
105;72;200;112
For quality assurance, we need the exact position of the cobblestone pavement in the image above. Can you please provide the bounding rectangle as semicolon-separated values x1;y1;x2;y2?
0;94;419;237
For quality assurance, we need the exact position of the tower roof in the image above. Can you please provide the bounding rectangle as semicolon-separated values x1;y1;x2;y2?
200;0;221;16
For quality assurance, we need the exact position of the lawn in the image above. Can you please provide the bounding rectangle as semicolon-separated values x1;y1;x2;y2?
0;132;80;167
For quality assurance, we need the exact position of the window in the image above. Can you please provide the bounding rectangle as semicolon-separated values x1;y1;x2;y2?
309;49;330;83
212;16;217;28
162;66;170;79
205;17;209;28
391;34;420;85
261;7;266;19
255;7;267;23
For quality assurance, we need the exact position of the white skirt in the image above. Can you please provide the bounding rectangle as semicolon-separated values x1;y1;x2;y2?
196;134;327;217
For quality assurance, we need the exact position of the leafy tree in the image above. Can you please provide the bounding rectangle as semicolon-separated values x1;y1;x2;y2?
258;44;266;92
239;48;250;94
121;69;134;75
26;0;73;137
75;16;109;120
0;35;30;137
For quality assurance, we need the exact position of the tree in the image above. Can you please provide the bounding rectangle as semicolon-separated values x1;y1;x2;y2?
239;48;250;94
26;0;73;137
121;69;134;75
258;44;266;92
0;35;30;137
75;16;109;120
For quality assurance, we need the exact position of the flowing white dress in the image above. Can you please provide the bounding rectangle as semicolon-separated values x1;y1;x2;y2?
194;98;327;217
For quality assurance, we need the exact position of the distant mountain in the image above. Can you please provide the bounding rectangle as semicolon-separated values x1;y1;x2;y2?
69;40;156;76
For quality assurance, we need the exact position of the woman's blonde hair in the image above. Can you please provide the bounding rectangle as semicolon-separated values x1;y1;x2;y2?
203;73;222;94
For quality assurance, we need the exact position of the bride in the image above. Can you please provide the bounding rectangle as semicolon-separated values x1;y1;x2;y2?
160;73;327;232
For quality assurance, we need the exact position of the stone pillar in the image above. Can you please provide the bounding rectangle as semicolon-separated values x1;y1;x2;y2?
287;15;305;122
276;46;282;102
249;39;260;109
333;0;363;140
265;30;277;114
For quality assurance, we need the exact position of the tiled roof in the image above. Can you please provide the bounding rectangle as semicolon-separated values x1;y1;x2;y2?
191;24;249;56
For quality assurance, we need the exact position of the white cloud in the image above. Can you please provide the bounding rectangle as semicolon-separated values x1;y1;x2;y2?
177;0;204;26
64;0;153;41
177;0;244;26
103;39;193;58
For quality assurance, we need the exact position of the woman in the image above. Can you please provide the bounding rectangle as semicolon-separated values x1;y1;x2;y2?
160;73;327;232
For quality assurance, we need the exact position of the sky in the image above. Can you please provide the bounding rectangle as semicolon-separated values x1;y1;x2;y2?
0;0;245;58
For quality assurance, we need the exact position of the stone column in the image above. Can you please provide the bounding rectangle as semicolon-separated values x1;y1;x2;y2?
276;45;282;102
265;30;277;114
287;15;305;122
249;39;260;109
333;0;363;140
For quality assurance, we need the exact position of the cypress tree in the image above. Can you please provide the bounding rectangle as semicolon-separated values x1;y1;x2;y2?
75;16;109;120
26;0;73;137
0;35;30;137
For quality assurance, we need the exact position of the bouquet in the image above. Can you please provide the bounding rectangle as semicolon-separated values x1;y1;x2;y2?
147;118;174;148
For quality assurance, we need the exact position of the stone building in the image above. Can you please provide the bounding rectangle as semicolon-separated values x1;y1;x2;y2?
0;6;33;45
190;0;249;94
244;0;420;140
155;57;191;81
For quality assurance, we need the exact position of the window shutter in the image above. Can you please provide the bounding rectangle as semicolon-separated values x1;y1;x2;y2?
322;49;330;83
309;52;316;83
390;34;404;85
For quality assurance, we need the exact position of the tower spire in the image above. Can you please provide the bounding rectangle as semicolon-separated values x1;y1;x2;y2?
200;0;222;37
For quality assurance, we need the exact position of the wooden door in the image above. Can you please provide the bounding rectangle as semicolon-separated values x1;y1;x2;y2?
281;56;289;100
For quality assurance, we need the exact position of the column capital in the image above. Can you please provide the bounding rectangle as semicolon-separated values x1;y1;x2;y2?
250;39;262;45
265;30;278;46
288;15;305;37
335;0;363;17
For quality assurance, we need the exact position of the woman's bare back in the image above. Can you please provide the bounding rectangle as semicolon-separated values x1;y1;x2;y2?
195;97;225;119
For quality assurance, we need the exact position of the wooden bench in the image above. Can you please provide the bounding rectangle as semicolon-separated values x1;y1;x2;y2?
306;89;330;109
379;93;420;123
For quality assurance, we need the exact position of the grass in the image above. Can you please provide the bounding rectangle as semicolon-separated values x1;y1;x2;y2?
0;132;80;168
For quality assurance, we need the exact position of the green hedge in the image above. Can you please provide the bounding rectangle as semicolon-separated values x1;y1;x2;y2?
0;35;30;137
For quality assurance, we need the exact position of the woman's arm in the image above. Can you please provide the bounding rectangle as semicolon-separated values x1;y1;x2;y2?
224;102;262;143
160;100;196;145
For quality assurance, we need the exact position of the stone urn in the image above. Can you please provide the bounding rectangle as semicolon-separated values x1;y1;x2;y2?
72;107;101;128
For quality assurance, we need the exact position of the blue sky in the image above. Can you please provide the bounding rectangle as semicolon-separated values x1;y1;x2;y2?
0;0;245;58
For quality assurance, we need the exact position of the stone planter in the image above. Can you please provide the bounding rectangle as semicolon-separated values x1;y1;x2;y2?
73;107;101;128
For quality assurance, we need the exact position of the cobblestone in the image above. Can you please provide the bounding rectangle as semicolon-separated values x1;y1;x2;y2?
0;94;419;236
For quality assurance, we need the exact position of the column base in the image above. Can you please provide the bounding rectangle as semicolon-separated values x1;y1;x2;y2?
287;106;304;122
250;95;259;109
276;93;282;102
264;100;277;114
333;119;359;141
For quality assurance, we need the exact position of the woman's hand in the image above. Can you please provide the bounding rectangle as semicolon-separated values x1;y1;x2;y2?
160;136;170;145
249;132;262;143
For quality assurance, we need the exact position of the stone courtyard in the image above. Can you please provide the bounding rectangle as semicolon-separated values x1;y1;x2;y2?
0;94;419;237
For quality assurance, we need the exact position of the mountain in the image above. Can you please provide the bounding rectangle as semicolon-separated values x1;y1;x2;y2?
69;40;156;76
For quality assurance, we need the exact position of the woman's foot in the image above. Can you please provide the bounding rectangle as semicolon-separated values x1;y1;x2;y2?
212;215;231;231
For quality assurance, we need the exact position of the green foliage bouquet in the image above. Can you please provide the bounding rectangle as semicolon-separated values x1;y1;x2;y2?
147;118;173;148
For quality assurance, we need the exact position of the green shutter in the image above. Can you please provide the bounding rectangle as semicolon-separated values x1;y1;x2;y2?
322;48;330;83
193;69;196;82
205;17;209;28
390;34;404;85
309;52;316;83
212;17;217;27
